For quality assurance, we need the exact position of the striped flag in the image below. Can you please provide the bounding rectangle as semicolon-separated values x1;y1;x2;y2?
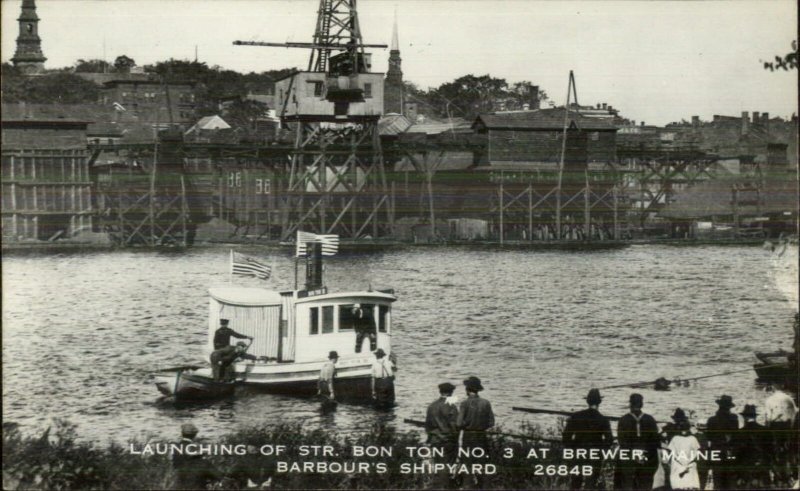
296;231;339;257
231;251;271;279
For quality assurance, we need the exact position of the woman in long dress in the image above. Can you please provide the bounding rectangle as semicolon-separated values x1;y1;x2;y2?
667;420;701;490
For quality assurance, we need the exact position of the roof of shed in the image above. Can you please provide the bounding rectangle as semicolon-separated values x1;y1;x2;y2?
474;107;617;131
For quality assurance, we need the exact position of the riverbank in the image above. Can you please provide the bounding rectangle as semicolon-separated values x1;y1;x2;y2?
3;420;575;490
1;236;770;254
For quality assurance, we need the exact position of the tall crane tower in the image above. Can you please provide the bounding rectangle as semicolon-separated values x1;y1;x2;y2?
235;0;391;240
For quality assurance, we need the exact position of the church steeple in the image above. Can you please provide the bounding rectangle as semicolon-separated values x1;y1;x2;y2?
386;13;402;84
12;0;47;75
384;11;403;114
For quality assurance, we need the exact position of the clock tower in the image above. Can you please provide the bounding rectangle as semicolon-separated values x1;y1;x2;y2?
12;0;47;75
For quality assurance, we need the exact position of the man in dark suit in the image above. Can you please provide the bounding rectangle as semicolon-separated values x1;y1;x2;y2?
562;388;614;490
426;382;460;488
706;394;739;491
614;393;660;490
213;318;252;350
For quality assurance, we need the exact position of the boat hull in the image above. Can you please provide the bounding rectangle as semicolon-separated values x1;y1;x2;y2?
232;355;393;403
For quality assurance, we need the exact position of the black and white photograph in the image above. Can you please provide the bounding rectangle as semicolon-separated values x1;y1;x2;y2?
1;0;798;489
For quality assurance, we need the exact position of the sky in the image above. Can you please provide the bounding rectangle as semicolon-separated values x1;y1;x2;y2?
1;0;797;126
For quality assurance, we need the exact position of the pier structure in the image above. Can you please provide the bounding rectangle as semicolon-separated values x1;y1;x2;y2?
616;141;721;228
93;130;194;246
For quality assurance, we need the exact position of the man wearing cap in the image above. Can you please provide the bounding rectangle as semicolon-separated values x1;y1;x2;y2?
353;304;377;353
614;393;660;490
426;382;460;488
457;376;494;489
210;341;257;381
172;423;219;490
213;318;252;350
562;388;614;490
371;348;395;407
318;351;338;400
735;404;769;488
705;394;738;491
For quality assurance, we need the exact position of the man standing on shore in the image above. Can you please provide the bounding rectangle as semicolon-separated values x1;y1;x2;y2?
213;318;252;350
614;393;660;490
425;382;460;488
457;376;494;490
705;394;738;491
562;388;614;490
172;424;219;490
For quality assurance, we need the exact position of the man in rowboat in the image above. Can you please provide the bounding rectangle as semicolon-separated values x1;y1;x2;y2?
213;318;252;350
210;341;257;381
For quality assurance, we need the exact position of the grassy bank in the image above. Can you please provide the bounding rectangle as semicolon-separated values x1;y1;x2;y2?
2;420;587;490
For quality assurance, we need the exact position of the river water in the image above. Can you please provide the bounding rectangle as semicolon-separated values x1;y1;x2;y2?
2;244;796;443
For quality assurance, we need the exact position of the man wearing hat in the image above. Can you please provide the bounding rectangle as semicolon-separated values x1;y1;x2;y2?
457;376;494;489
562;388;614;490
426;382;460;488
371;348;395;407
172;423;219;490
213;318;252;350
352;304;377;353
210;341;257;381
318;351;338;400
735;404;769;488
614;393;660;490
705;394;738;491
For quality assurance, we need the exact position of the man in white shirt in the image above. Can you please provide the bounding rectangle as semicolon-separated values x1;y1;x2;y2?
765;385;798;487
371;348;395;408
318;351;338;400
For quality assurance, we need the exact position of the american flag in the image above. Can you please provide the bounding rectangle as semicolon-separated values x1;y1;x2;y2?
231;251;271;279
296;231;339;257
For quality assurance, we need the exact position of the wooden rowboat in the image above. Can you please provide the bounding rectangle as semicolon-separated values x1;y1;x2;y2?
154;366;236;401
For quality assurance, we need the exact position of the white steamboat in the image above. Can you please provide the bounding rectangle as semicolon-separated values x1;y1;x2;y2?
155;242;396;400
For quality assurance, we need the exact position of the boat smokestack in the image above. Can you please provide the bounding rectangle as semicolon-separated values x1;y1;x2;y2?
305;242;323;291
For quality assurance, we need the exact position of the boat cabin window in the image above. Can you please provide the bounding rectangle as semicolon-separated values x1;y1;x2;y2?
378;305;389;333
322;306;334;334
339;303;377;331
309;307;319;335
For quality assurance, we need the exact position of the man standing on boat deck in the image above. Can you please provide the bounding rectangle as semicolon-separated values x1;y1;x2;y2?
562;388;614;490
213;318;252;350
614;393;660;490
210;341;257;381
371;348;395;407
457;376;495;490
353;304;377;353
318;351;338;400
705;394;738;491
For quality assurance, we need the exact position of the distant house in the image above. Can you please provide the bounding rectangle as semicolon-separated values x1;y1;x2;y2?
472;107;617;171
101;79;196;123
